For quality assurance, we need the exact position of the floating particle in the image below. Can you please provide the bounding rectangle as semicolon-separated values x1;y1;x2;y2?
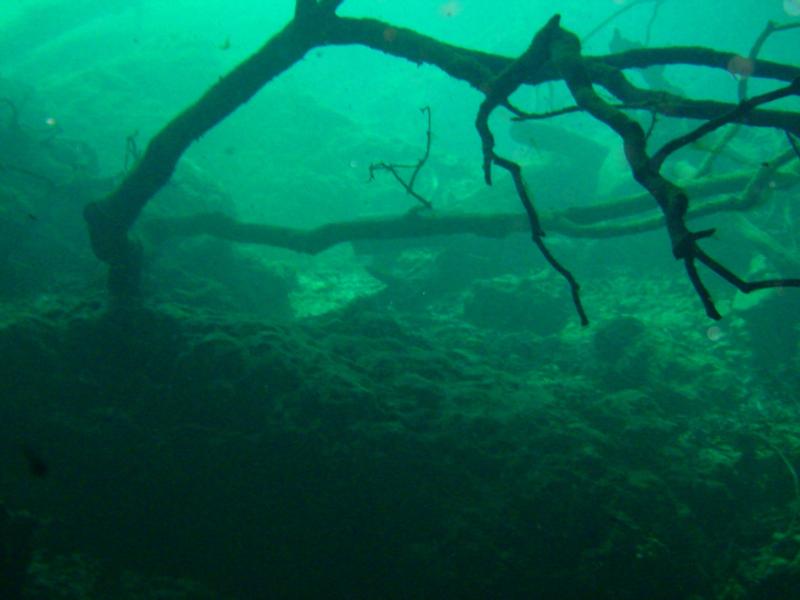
439;1;462;18
784;0;800;17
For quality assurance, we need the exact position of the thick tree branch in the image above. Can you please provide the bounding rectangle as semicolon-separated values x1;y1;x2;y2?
81;7;800;320
653;78;800;169
83;14;332;295
142;165;799;251
321;17;800;136
475;15;561;184
470;16;587;324
548;22;800;319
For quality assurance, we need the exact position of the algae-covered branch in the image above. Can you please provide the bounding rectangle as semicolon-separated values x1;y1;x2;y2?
83;0;800;322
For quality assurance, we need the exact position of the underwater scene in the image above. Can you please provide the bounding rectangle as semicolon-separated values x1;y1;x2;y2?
1;0;800;598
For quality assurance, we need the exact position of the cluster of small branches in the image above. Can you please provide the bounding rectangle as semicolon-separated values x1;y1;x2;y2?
473;15;800;322
368;106;433;210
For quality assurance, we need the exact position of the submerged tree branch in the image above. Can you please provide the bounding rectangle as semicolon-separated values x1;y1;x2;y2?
369;106;433;209
82;4;800;321
472;15;587;324
83;8;329;294
548;23;800;319
142;164;799;251
653;78;800;170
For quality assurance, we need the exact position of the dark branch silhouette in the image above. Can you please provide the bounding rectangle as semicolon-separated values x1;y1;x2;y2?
82;1;800;322
143;163;798;253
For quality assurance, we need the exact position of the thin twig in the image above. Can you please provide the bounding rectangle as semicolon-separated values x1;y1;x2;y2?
408;106;432;190
644;0;665;47
492;153;588;326
508;100;655;121
696;20;800;178
369;106;433;209
506;103;582;120
787;130;800;161
582;0;664;44
653;78;800;170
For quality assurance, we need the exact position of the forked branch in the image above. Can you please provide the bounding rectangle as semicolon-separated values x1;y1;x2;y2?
81;3;800;322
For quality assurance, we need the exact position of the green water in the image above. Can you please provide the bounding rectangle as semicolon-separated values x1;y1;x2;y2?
1;1;799;598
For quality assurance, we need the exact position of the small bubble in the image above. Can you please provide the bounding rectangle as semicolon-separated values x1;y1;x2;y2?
727;55;754;79
784;0;800;17
707;326;724;341
45;116;57;127
349;159;359;168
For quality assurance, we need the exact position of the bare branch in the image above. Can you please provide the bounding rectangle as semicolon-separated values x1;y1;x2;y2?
475;15;561;184
548;22;800;320
369;106;433;209
653;78;800;170
80;6;800;320
141;164;800;252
